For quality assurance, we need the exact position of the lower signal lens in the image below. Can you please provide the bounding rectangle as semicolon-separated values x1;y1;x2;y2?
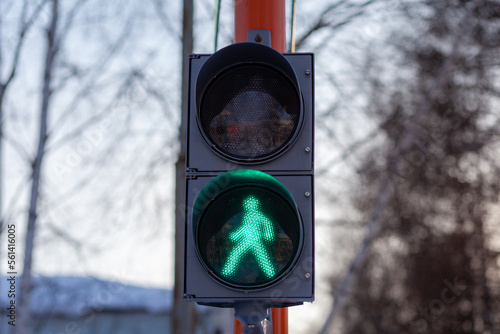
193;170;302;289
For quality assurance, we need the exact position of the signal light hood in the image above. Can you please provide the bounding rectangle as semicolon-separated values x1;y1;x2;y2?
196;42;300;113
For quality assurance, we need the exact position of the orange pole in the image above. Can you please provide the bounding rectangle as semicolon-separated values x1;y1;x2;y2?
233;0;288;333
234;0;286;52
272;308;288;333
233;317;244;333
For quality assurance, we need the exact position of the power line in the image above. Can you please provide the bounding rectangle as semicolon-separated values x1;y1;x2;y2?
214;0;222;51
289;0;297;52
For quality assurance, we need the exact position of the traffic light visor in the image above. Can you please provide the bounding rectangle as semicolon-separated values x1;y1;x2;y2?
192;170;303;289
196;43;303;163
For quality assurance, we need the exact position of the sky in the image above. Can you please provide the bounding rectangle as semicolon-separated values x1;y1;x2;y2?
0;1;406;333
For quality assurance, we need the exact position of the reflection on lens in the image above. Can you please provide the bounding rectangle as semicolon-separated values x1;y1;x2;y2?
209;90;294;157
200;65;300;161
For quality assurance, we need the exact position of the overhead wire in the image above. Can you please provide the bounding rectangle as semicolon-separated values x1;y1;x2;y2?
214;0;222;51
289;0;297;52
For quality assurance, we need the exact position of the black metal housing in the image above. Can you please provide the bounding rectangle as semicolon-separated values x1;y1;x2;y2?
186;46;314;172
184;44;315;307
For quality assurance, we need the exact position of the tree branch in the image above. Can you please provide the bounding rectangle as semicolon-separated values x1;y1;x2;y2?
295;0;375;50
319;1;485;332
1;0;49;89
48;14;135;134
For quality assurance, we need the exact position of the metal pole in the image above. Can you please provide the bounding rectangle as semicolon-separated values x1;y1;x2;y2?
271;308;288;333
233;0;288;333
234;0;286;52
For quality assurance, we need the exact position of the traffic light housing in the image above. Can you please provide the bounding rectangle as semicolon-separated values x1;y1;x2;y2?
184;42;314;307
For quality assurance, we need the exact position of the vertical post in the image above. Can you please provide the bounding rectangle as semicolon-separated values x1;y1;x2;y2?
233;0;288;333
271;308;288;334
173;0;196;333
234;0;286;53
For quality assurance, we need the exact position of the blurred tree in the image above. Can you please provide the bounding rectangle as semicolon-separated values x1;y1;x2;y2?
0;0;46;235
322;0;500;333
0;0;180;333
15;1;59;332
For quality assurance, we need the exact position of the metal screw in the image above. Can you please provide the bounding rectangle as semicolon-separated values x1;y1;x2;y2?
305;191;310;197
305;146;311;152
305;69;311;75
255;34;262;43
305;273;311;279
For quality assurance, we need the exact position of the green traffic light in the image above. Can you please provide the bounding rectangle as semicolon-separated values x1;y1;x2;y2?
221;195;276;279
194;169;302;288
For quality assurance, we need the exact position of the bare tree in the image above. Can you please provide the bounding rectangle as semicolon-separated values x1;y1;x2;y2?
320;0;500;333
15;1;59;332
0;0;46;247
0;1;181;332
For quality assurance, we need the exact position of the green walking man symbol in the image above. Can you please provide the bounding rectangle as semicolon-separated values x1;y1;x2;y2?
221;195;276;278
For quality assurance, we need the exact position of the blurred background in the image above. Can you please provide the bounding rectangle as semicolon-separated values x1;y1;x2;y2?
0;0;499;333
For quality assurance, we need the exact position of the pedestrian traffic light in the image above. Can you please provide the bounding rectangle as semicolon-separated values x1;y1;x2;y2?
184;41;314;307
193;169;302;289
